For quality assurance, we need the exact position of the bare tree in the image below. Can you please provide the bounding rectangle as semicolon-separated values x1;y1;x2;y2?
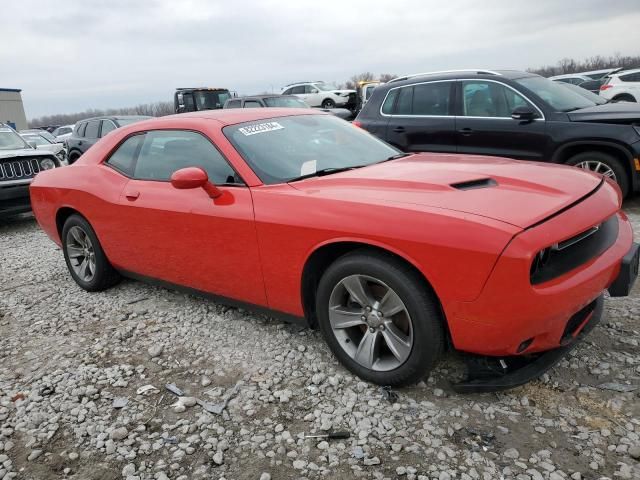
528;53;640;77
378;73;398;83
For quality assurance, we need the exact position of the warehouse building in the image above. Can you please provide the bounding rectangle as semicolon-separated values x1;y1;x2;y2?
0;88;28;130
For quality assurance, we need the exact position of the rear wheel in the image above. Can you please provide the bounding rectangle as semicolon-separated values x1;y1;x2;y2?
321;99;336;109
566;151;629;197
316;250;444;386
62;214;120;291
68;151;81;164
611;94;636;103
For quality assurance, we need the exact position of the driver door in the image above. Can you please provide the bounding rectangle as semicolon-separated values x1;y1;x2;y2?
455;80;548;161
106;129;267;306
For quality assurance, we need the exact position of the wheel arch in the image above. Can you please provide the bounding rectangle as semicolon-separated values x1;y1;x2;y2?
56;206;88;240
300;240;450;342
552;140;637;192
611;93;637;102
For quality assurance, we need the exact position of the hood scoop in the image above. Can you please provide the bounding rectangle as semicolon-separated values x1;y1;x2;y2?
450;178;497;191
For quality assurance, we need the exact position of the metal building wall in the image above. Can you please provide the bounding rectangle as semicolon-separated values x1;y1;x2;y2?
0;89;28;130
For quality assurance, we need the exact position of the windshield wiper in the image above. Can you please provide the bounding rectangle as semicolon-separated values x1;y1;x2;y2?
287;166;362;182
381;153;410;162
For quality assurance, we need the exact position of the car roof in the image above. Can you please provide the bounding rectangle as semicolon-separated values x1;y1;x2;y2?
234;94;300;101
131;108;323;128
78;115;152;122
549;73;590;80
384;70;537;87
613;67;640;76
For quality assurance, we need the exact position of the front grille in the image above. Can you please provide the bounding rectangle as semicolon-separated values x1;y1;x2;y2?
531;215;619;285
0;157;43;181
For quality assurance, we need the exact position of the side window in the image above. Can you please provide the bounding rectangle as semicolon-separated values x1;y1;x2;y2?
291;86;305;94
620;72;640;82
395;86;413;115
412;82;452;115
244;100;263;108
106;134;144;176
226;100;241;109
305;85;318;93
183;93;196;111
133;130;240;184
381;89;399;114
282;88;293;95
100;120;117;137
84;120;100;139
462;81;533;118
76;122;87;137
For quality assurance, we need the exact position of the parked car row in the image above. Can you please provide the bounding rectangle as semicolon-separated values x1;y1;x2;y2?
549;67;640;102
354;69;640;197
0;123;65;217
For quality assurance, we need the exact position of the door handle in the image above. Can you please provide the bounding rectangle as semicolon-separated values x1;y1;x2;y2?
458;128;473;135
392;126;405;133
125;190;140;200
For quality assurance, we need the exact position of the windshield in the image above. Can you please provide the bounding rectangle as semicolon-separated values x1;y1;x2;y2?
224;114;400;185
560;83;607;105
0;127;30;150
264;97;309;108
194;90;232;110
21;134;51;146
516;76;595;112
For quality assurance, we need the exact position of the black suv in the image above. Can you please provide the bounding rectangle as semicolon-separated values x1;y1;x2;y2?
356;70;640;197
66;116;151;163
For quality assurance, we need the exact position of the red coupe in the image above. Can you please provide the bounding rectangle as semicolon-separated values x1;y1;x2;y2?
30;109;638;391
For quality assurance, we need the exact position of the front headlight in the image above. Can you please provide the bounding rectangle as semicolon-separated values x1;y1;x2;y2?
40;158;56;170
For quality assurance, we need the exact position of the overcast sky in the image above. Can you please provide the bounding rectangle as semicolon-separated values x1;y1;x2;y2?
3;0;640;119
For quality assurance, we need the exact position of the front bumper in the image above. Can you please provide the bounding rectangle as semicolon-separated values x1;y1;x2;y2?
446;182;634;357
452;294;604;393
0;183;32;217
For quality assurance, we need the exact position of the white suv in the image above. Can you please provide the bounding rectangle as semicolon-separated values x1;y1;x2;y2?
600;68;640;103
281;82;355;109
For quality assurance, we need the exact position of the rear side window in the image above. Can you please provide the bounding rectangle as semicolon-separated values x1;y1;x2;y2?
620;72;640;82
396;87;413;115
133;130;239;184
412;82;451;115
84;120;100;139
100;120;117;137
76;122;87;137
381;89;399;114
106;134;144;176
282;88;293;95
244;100;263;108
291;86;305;94
226;100;241;109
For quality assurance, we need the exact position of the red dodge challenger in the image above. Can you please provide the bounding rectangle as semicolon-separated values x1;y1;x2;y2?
30;109;638;392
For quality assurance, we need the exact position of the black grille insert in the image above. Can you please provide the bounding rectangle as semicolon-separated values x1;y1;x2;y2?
531;215;618;285
0;157;43;181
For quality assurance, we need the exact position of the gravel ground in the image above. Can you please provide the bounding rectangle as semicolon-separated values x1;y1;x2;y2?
0;198;639;480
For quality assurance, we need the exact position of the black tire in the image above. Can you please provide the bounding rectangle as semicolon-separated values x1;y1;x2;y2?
62;214;120;291
316;249;444;386
68;151;81;164
321;99;336;109
566;151;630;198
611;94;636;103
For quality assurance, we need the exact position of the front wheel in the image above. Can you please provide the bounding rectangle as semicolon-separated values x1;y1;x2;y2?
62;214;120;291
316;250;444;386
566;151;629;197
321;99;336;109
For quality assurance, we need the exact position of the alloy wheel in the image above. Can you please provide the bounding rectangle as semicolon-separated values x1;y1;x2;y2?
66;226;96;282
328;274;414;371
575;160;617;181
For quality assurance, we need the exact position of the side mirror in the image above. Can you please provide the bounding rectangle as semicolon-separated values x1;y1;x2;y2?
170;167;222;198
511;106;537;121
310;89;318;93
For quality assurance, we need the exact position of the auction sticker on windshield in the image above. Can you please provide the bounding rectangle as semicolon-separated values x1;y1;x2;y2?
238;122;284;136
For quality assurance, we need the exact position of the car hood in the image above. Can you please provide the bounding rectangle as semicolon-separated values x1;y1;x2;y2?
289;153;604;229
0;148;56;159
567;102;640;122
